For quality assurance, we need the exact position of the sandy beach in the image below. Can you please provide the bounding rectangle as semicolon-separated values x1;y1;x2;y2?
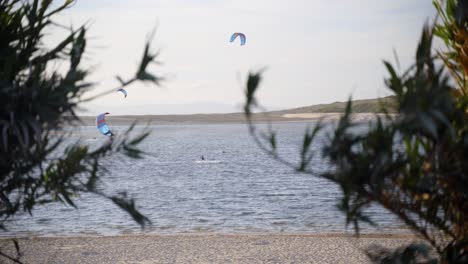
0;233;421;264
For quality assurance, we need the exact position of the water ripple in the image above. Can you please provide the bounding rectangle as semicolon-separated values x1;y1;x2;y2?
3;123;408;236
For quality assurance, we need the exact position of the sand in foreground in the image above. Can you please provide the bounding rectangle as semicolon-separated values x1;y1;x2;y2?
0;233;421;264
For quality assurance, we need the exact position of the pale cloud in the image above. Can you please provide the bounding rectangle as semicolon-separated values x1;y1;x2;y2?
50;0;435;114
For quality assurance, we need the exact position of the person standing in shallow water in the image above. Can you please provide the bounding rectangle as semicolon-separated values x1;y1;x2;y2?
201;155;205;161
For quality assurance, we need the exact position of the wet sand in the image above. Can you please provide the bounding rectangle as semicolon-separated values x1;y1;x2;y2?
0;233;421;264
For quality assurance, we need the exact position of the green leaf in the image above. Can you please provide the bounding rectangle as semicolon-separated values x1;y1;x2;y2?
111;196;151;229
244;71;264;116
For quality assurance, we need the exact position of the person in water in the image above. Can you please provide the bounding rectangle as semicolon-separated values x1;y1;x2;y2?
201;155;205;161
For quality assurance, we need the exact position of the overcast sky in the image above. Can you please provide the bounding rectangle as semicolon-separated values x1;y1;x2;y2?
50;0;436;115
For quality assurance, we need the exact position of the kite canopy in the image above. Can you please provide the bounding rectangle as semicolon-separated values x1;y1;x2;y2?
96;112;113;137
230;32;246;46
117;88;127;98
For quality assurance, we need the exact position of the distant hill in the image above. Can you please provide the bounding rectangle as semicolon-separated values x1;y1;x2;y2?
78;96;397;125
275;96;397;114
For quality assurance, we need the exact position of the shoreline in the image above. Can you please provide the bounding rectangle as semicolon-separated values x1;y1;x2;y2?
76;112;391;126
0;232;422;263
0;231;417;240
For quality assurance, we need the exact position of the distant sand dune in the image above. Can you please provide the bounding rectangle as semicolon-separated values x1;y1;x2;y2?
282;113;341;119
282;113;394;122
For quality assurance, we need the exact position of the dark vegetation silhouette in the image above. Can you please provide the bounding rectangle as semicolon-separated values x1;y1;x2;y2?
244;0;467;263
0;0;161;262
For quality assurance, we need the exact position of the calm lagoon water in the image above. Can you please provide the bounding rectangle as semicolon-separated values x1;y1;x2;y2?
3;122;408;236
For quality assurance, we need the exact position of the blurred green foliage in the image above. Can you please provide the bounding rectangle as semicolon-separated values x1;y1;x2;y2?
0;0;161;262
433;0;468;92
244;1;468;263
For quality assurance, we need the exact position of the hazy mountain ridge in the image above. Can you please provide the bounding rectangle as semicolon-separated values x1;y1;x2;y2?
78;97;396;125
271;96;397;114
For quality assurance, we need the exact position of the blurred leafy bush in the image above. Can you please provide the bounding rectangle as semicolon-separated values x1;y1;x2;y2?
244;0;468;263
0;0;161;262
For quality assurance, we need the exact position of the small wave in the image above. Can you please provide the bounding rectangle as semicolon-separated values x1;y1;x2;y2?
194;160;224;164
271;221;289;226
260;193;296;197
36;218;51;224
157;225;177;230
234;211;255;216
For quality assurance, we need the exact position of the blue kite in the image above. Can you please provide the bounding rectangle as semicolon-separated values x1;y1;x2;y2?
117;88;127;98
230;32;246;46
96;112;113;137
